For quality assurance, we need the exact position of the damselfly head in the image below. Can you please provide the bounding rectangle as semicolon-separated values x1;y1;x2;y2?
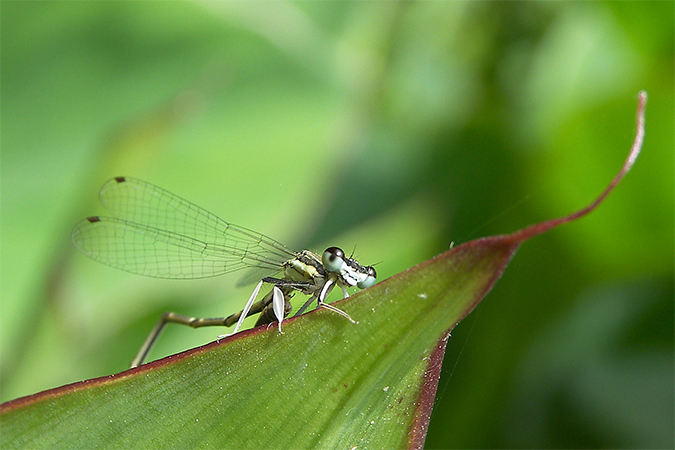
322;247;376;289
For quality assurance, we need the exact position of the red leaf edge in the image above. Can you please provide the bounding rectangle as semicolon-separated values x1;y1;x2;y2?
407;91;646;449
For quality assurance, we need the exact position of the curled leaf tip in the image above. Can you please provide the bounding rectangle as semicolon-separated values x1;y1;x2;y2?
509;91;647;243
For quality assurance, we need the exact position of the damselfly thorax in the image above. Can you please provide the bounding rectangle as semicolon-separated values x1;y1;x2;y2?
71;177;376;367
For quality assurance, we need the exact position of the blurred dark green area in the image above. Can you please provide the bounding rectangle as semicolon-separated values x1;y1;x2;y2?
1;1;672;448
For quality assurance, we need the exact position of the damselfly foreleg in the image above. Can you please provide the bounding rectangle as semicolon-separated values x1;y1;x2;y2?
289;276;357;323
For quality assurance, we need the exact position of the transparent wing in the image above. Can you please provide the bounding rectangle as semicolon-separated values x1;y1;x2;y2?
71;177;296;279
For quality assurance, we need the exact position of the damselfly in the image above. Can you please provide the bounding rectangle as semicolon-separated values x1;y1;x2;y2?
71;177;376;367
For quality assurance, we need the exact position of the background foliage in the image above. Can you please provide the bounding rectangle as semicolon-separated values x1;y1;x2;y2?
1;2;672;448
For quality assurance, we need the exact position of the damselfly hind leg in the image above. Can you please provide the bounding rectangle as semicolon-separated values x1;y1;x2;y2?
130;281;274;368
129;306;256;369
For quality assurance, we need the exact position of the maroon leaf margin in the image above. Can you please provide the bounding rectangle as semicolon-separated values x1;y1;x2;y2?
406;91;646;449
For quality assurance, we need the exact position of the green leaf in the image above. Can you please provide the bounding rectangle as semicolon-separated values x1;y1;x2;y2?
0;93;646;449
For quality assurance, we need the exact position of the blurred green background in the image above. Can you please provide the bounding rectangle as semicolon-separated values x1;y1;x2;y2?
1;1;672;448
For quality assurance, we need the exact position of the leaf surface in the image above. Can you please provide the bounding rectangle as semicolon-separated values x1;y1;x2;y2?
0;93;646;450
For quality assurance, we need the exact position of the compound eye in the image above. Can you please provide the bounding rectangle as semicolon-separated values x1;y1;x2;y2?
357;266;377;289
322;247;346;273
